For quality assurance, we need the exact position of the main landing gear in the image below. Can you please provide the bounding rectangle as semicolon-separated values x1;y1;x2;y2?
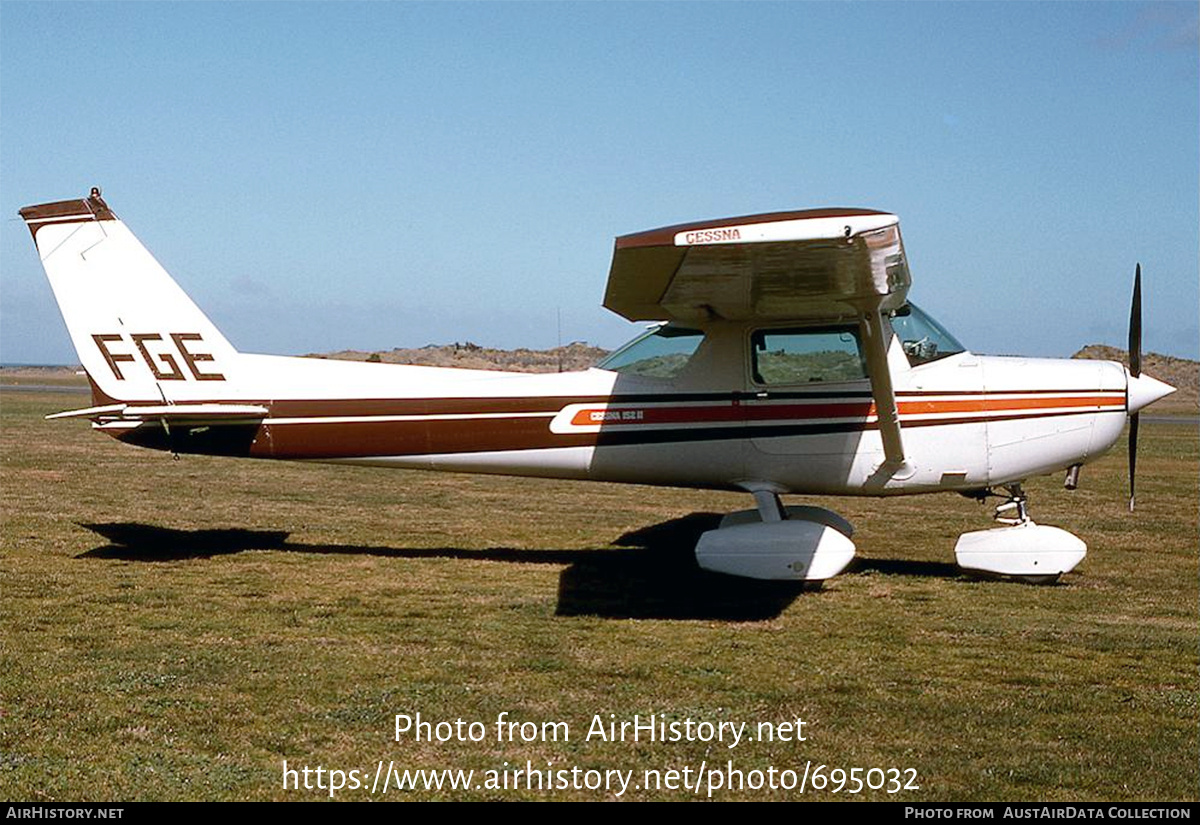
693;490;857;582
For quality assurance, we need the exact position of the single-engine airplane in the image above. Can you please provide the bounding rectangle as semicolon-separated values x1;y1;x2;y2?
21;189;1175;582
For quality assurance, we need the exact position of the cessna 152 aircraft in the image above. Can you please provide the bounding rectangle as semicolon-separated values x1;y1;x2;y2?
21;189;1175;583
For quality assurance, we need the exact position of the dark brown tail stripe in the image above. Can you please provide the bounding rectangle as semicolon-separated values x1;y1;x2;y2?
19;193;116;241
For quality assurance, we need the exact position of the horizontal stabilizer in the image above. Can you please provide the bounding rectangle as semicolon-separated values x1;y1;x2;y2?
45;404;127;420
47;403;268;422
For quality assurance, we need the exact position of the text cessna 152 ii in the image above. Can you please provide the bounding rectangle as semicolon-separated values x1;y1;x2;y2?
22;189;1175;583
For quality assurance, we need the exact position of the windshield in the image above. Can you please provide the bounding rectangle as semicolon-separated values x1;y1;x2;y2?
597;325;706;379
890;303;966;366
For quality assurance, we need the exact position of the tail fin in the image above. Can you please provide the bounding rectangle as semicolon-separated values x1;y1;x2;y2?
20;189;240;404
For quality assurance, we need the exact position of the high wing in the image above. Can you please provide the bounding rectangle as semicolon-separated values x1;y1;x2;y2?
604;208;912;466
604;208;910;324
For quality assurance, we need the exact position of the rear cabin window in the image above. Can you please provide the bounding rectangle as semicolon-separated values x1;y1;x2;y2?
751;327;867;385
597;325;706;380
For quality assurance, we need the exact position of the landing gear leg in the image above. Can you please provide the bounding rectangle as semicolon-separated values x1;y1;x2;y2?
992;483;1029;526
752;489;786;522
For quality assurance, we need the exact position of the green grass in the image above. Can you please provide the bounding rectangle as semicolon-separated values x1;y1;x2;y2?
1;388;1195;801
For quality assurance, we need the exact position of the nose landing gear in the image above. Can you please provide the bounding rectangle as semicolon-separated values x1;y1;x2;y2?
954;483;1086;583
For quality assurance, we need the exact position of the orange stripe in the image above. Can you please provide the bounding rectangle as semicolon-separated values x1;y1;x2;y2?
896;395;1123;416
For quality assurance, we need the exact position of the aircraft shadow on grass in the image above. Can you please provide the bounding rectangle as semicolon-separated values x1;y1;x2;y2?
75;515;964;621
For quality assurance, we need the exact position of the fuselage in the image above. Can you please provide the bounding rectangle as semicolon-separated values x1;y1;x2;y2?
93;318;1132;498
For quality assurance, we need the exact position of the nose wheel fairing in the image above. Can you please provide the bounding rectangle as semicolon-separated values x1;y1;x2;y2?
954;522;1086;582
952;483;1086;580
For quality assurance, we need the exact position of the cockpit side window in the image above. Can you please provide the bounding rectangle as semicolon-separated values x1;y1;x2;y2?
597;325;706;379
890;303;966;366
750;326;867;385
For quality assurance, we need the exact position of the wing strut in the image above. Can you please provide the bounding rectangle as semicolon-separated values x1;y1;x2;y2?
859;308;906;468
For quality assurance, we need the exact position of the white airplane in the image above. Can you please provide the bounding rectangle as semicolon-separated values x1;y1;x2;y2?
21;189;1175;583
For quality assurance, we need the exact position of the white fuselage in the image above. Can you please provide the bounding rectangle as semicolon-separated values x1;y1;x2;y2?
94;321;1130;499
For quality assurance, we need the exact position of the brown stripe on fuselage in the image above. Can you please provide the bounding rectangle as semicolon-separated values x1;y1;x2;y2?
260;415;598;459
116;403;1125;457
248;404;1125;459
104;390;1125;460
259;396;1121;459
267;395;602;418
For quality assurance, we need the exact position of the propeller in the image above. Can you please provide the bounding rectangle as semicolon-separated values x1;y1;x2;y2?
1127;264;1141;511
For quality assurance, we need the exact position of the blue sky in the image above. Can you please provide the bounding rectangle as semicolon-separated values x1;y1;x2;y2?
2;2;1197;364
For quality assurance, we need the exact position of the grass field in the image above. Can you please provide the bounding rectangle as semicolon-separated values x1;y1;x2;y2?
1;385;1196;801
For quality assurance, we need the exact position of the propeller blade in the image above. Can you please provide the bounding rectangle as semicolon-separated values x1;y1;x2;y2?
1128;412;1139;512
1127;263;1142;510
1129;263;1142;378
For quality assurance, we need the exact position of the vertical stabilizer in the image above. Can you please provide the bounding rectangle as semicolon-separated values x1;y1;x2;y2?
20;190;240;404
